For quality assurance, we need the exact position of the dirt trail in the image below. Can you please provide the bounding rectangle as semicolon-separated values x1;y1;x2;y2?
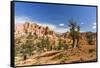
16;46;96;66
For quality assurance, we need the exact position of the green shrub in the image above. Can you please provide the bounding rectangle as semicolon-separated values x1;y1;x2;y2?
86;33;94;45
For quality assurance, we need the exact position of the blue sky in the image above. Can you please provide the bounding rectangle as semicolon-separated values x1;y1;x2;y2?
14;2;96;33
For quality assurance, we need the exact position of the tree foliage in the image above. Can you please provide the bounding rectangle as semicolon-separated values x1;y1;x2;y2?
68;20;80;48
86;33;94;45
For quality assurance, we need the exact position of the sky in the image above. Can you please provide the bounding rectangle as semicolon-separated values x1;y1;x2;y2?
14;2;97;33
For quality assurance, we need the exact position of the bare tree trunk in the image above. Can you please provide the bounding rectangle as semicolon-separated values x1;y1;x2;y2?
23;54;27;61
72;37;75;48
76;37;79;48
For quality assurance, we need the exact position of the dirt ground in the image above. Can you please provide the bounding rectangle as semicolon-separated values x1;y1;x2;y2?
15;44;97;66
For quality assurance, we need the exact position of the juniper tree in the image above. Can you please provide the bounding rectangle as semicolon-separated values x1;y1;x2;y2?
76;25;80;47
86;32;93;45
68;20;76;48
68;20;80;48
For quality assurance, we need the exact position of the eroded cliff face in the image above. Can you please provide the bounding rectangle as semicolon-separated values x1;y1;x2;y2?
15;22;96;46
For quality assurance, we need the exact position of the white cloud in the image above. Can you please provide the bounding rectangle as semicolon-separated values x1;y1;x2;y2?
92;22;96;29
81;22;84;24
93;22;96;25
35;22;68;33
92;26;96;29
59;23;64;26
55;28;68;33
15;16;68;33
80;30;85;32
15;16;32;24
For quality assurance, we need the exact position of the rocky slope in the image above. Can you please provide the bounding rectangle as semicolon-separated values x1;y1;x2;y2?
15;22;96;45
15;22;97;66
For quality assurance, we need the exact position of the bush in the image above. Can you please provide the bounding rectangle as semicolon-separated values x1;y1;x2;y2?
86;33;94;45
88;49;95;53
